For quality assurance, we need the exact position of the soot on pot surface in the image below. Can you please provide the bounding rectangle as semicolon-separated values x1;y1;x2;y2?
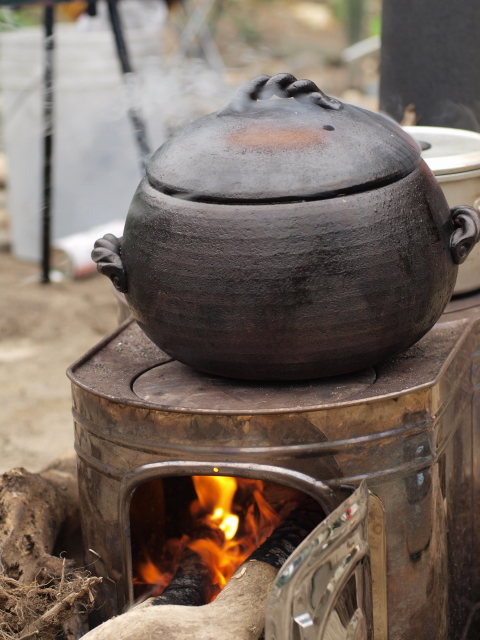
130;475;317;604
92;73;480;380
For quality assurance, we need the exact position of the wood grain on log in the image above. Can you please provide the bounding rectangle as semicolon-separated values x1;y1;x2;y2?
83;560;277;640
0;450;79;584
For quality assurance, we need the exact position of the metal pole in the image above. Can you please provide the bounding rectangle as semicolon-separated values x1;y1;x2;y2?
41;2;54;284
346;0;365;45
380;0;480;130
107;0;151;170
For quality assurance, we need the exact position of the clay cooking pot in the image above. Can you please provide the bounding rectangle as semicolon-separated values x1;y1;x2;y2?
92;74;480;380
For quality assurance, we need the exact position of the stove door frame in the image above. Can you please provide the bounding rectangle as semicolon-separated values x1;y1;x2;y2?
118;460;341;608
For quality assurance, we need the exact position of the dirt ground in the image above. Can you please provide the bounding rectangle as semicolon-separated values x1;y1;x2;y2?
0;250;118;473
0;0;380;475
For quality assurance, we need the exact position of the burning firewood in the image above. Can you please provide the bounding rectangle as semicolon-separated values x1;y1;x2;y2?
152;548;214;606
153;496;323;607
132;476;310;603
0;450;330;639
82;498;325;640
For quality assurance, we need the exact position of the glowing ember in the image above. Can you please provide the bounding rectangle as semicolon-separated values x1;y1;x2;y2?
133;476;282;601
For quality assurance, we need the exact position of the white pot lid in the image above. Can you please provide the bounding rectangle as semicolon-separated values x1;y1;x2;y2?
403;126;480;176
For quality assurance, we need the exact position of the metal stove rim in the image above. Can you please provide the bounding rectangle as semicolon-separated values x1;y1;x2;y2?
67;317;473;415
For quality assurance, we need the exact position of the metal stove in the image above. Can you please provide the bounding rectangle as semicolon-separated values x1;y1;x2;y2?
68;293;480;640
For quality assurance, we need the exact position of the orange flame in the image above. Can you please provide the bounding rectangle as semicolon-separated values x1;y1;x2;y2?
134;476;281;601
192;475;240;541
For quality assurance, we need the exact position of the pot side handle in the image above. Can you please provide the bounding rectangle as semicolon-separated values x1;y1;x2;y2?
450;206;480;265
91;233;128;293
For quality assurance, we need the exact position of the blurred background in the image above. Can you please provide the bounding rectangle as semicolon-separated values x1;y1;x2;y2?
0;0;381;472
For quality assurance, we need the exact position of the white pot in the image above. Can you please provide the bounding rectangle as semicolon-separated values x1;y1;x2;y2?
404;126;480;295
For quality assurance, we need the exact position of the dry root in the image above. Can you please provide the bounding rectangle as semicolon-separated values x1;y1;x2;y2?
0;451;79;584
0;561;101;640
0;452;93;639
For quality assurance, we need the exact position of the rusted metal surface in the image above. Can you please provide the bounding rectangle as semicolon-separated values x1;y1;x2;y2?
367;493;388;640
69;310;480;638
69;317;469;413
133;362;377;412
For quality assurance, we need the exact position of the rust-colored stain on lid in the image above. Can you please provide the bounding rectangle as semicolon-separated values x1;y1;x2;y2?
228;125;327;149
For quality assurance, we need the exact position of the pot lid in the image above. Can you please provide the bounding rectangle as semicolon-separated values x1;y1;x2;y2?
403;126;480;176
147;74;421;203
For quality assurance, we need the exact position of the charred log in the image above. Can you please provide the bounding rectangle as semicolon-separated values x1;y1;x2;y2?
83;496;327;639
78;488;328;640
152;549;213;606
151;495;325;609
249;497;325;568
151;495;324;608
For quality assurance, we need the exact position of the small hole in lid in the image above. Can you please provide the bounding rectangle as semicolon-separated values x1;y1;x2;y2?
323;125;335;131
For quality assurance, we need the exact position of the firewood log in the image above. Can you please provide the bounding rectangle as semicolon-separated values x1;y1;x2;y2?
152;548;214;606
154;496;324;607
0;452;86;638
0;450;79;583
83;560;277;640
248;497;324;569
82;498;325;640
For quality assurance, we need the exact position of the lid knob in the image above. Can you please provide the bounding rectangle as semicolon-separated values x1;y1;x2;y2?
219;73;343;115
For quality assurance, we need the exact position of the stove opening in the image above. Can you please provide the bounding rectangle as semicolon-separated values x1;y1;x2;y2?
130;474;318;603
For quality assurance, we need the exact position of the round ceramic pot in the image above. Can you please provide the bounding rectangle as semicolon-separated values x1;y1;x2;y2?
93;74;480;380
